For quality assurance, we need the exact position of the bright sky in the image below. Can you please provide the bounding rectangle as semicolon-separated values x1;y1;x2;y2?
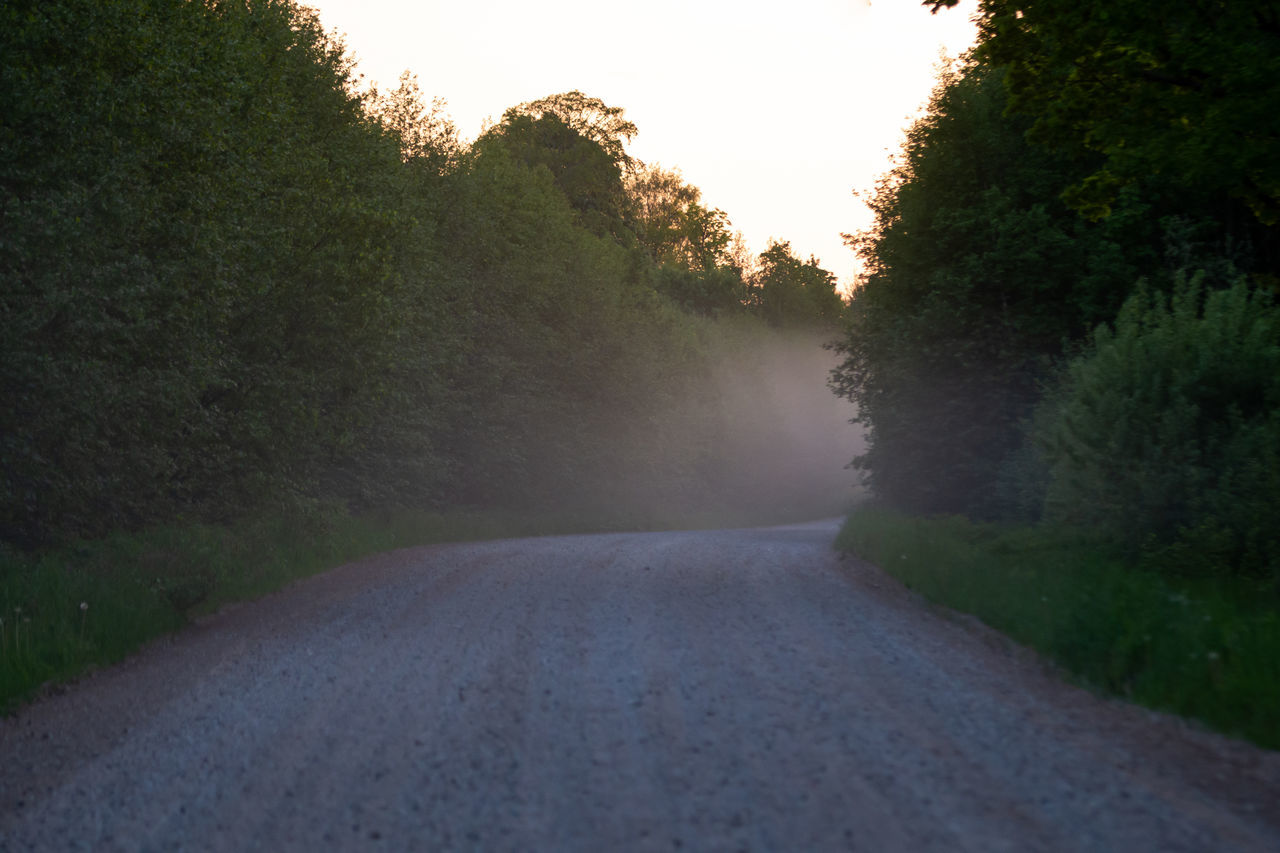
303;0;979;290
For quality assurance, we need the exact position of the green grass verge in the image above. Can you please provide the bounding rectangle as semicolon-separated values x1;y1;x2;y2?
836;505;1280;750
0;498;853;713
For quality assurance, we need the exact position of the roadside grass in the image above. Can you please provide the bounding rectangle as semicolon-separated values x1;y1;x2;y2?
0;497;854;713
0;506;385;711
836;505;1280;750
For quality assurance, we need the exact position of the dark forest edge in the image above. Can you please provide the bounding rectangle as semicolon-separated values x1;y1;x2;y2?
2;0;850;553
830;3;1280;586
1;0;858;703
829;1;1279;749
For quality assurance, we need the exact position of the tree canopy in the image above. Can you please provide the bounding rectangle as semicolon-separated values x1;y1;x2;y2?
0;4;844;548
474;94;637;239
832;62;1148;514
752;242;846;330
626;165;733;272
928;0;1280;230
506;90;639;174
831;1;1280;576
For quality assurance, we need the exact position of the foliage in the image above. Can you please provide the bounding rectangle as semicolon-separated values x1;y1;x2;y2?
828;5;1280;748
0;0;413;544
427;141;684;507
837;505;1280;749
371;71;462;171
505;90;639;175
622;164;749;316
830;61;1149;515
626;165;734;271
933;0;1280;227
475;91;638;239
749;241;846;329
646;265;746;318
1034;275;1280;578
0;0;845;561
474;111;629;239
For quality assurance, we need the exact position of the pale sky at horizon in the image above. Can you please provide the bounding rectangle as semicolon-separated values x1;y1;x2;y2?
303;0;980;290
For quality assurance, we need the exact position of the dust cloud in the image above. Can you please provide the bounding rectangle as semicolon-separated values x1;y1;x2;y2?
560;325;867;528
697;329;867;522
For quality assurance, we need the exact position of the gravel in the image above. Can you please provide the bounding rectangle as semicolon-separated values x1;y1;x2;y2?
2;519;1278;851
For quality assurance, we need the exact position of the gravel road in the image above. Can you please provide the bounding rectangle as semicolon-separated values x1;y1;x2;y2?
2;519;1278;851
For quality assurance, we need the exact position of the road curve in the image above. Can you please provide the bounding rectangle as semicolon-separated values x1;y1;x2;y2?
2;520;1278;851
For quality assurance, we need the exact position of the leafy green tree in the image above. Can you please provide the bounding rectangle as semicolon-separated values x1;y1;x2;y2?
830;61;1153;515
426;137;745;511
325;71;471;509
371;71;462;171
750;241;845;329
0;2;862;549
1034;275;1280;578
624;165;745;315
508;90;639;174
647;265;746;318
0;0;411;543
926;0;1280;262
475;107;629;239
626;165;732;271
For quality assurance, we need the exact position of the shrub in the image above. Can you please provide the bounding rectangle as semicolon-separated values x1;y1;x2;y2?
1035;274;1280;578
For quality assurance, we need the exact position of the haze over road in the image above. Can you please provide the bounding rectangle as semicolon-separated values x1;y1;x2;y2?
3;520;1278;851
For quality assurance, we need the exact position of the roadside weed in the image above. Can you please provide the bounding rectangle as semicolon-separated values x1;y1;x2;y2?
837;505;1280;749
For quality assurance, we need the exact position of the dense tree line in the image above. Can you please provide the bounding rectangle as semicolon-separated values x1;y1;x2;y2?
1;0;846;548
832;0;1280;577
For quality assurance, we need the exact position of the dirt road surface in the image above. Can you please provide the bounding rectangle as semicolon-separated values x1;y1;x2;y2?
2;519;1278;851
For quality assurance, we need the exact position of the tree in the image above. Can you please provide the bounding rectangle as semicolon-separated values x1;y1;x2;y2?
475;105;629;239
371;71;461;171
1034;275;1280;578
0;3;861;549
751;241;845;329
926;1;1280;243
829;60;1152;515
625;165;734;272
507;90;638;175
0;0;412;543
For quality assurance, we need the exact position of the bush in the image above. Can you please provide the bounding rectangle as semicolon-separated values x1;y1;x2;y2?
0;0;412;545
1034;274;1280;578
